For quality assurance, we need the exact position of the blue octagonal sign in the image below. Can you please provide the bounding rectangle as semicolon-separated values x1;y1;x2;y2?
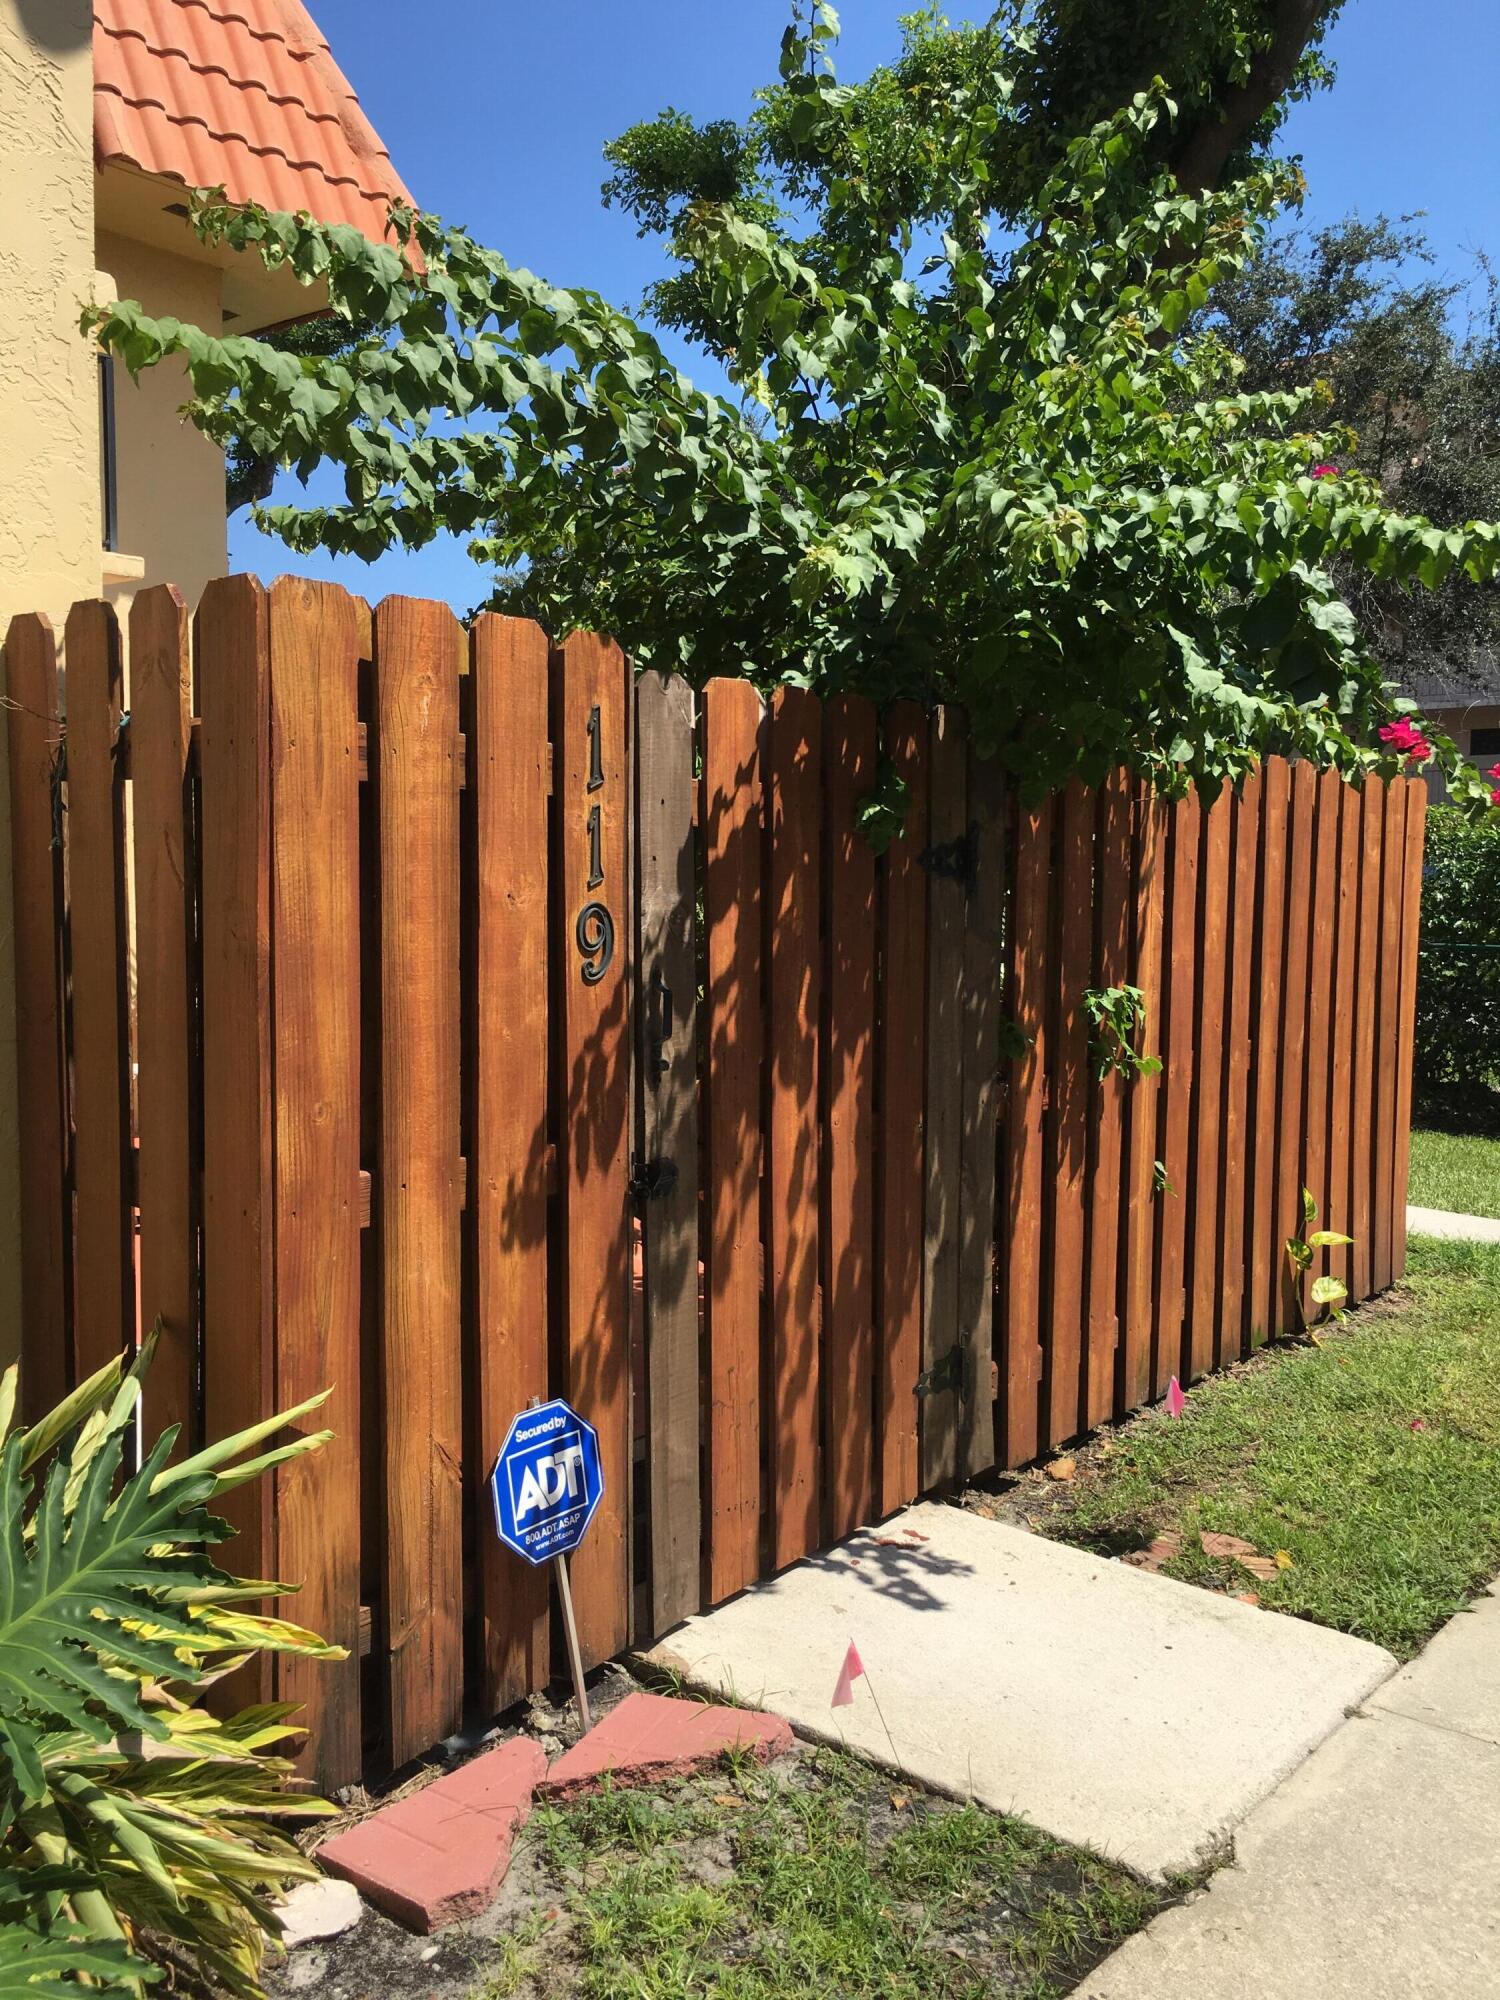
489;1398;604;1567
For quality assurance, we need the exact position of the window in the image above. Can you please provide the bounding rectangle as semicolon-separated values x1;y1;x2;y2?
1469;727;1500;757
98;354;118;553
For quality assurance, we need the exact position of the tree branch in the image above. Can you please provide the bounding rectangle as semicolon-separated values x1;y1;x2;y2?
1168;0;1328;191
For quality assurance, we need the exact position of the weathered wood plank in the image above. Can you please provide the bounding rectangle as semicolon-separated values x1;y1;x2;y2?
957;750;1003;1479
876;703;927;1512
1047;780;1092;1447
1086;771;1131;1426
1187;791;1229;1382
4;614;71;1417
130;586;199;1446
269;577;364;1788
635;669;703;1623
1302;771;1341;1277
766;687;821;1565
823;694;878;1539
374;596;464;1764
1153;792;1199;1395
1248;760;1289;1346
470;614;552;1713
1119;789;1165;1411
921;709;967;1486
1002;793;1051;1467
64;600;133;1383
198;575;275;1593
556;633;633;1662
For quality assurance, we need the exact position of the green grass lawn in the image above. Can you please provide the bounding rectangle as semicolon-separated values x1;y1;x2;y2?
1407;1125;1500;1218
462;1748;1157;2000
1050;1237;1500;1659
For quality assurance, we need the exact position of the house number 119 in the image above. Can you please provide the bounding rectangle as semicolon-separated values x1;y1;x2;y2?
577;701;615;985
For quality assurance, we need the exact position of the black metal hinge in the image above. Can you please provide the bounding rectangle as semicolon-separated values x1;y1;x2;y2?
919;824;978;891
628;1154;679;1209
915;1334;973;1403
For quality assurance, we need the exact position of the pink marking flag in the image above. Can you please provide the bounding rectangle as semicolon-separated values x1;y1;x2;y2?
831;1640;865;1709
1165;1374;1186;1418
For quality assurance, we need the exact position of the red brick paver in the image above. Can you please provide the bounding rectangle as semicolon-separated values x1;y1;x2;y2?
537;1691;793;1801
318;1737;546;1933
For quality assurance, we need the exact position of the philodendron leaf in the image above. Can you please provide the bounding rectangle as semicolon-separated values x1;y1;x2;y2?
1285;1237;1314;1272
1307;1229;1354;1248
1310;1274;1348;1305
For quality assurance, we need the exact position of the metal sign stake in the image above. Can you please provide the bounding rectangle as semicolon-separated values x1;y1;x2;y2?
554;1552;591;1734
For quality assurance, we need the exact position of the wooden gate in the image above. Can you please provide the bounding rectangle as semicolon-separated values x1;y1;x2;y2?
3;578;1426;1787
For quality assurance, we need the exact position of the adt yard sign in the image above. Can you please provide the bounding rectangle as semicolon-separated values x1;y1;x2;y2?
490;1398;604;1567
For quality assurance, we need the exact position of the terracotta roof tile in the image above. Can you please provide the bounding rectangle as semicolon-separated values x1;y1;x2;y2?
94;0;414;244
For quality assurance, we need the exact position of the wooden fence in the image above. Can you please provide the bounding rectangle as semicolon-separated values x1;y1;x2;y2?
3;577;1426;1788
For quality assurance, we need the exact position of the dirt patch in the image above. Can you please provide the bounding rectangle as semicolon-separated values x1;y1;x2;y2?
271;1667;1159;1999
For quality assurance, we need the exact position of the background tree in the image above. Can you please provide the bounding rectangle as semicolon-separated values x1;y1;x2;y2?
1198;216;1500;692
87;3;1499;813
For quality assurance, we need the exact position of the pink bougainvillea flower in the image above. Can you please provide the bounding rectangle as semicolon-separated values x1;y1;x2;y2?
1378;718;1433;764
1409;1418;1427;1432
1310;462;1338;478
1486;763;1500;781
1491;785;1500;808
1165;1375;1186;1418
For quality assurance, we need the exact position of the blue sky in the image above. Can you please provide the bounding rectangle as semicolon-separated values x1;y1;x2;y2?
230;0;1500;608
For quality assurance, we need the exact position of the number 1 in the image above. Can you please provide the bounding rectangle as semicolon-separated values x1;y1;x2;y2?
586;703;604;792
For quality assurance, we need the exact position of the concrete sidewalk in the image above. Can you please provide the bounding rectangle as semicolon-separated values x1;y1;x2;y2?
1407;1203;1500;1243
1078;1578;1500;1998
644;1502;1394;1880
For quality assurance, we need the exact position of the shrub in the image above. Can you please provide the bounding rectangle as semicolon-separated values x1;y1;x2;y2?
1415;807;1500;1090
0;1334;342;1996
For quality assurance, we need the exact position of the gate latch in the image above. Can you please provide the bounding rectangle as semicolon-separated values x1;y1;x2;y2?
915;1333;973;1403
628;1154;679;1208
918;825;978;890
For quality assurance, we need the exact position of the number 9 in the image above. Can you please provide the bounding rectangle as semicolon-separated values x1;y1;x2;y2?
576;901;615;985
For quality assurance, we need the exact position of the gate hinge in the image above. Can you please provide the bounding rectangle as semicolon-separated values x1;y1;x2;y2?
628;1154;679;1208
918;824;978;890
916;1333;973;1403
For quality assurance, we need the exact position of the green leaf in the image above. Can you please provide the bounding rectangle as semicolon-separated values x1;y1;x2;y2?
1309;1274;1348;1306
1306;1229;1353;1248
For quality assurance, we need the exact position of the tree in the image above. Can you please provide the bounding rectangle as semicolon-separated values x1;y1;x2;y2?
602;1;1347;360
85;4;1499;812
1199;215;1500;691
226;310;379;511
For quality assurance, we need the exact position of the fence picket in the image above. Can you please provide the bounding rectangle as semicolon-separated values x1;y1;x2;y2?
1351;781;1382;1299
1002;794;1051;1467
65;601;133;1381
767;687;821;1566
469;615;553;1711
635;670;702;1625
823;694;879;1539
1085;772;1131;1427
877;703;928;1512
922;708;967;1485
269;578;364;1787
1248;760;1289;1346
1326;781;1360;1300
1302;773;1341;1281
1047;781;1092;1447
1187;792;1230;1382
1154;793;1199;1395
130;586;199;1444
1218;775;1260;1364
1391;779;1426;1281
4;613;70;1418
701;677;764;1600
1119;790;1165;1410
957;751;1004;1478
374;596;464;1763
1275;763;1316;1333
198;576;275;1595
1371;779;1408;1292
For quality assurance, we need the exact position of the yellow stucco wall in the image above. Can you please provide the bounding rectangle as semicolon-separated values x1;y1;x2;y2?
0;0;101;1369
96;230;228;615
